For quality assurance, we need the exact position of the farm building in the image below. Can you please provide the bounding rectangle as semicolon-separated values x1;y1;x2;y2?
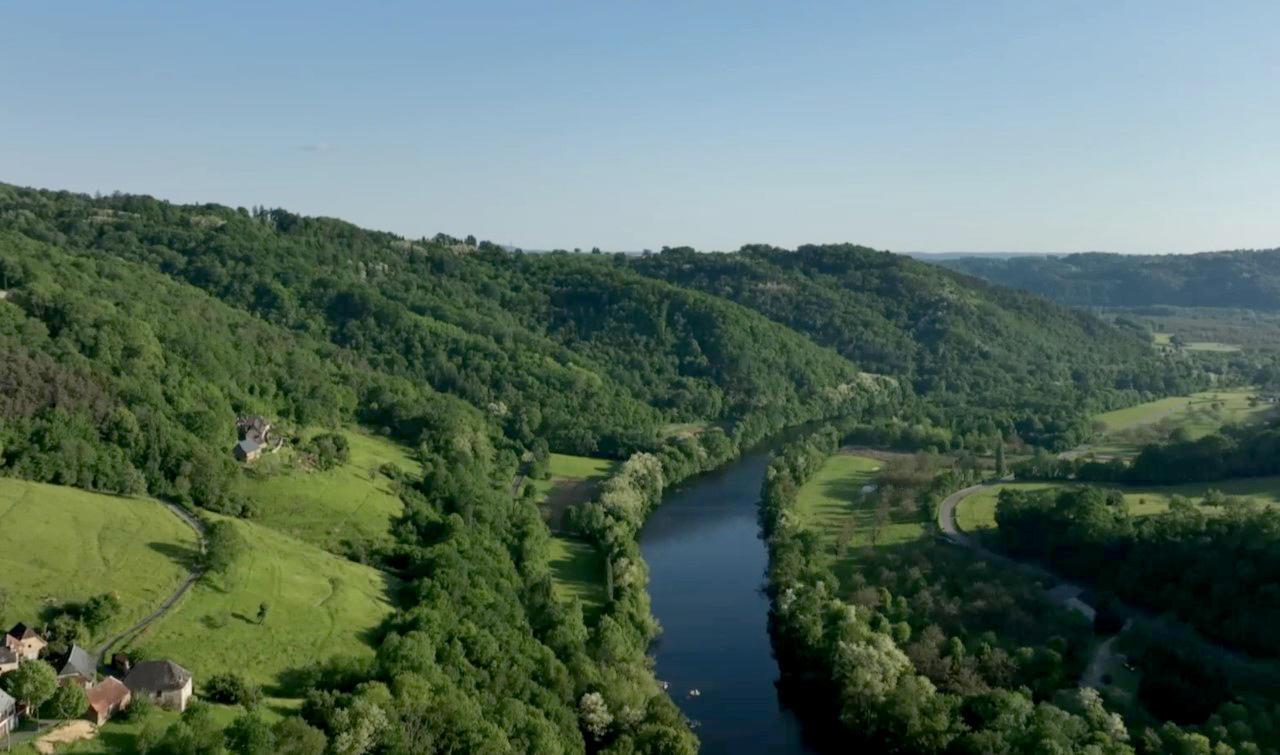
0;688;15;737
234;437;263;462
4;623;47;661
58;644;97;689
85;676;131;725
124;659;193;711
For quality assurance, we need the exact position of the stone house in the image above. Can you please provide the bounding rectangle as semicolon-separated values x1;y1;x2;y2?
85;676;131;726
124;659;193;712
0;647;18;675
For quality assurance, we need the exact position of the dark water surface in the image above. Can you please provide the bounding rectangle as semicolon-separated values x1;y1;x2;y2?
638;452;816;754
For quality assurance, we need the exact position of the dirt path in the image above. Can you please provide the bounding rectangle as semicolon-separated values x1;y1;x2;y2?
92;502;206;664
34;720;97;754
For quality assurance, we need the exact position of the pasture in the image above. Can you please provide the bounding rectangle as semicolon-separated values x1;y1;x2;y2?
1088;389;1275;457
238;428;420;552
548;536;607;619
955;477;1280;531
792;453;927;581
130;514;394;690
531;453;617;532
0;479;197;641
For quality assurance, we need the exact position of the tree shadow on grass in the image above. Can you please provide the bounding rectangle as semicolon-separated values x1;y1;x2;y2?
147;541;203;570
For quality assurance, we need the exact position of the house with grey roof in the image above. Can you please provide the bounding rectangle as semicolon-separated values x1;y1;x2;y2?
0;688;16;737
58;644;97;689
234;437;263;462
124;659;193;711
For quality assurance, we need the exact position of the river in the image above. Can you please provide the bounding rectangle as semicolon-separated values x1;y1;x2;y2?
638;452;817;754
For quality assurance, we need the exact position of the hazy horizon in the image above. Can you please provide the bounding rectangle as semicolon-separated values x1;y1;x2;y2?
5;1;1279;254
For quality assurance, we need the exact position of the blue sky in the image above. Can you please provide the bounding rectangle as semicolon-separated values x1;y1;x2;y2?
3;1;1278;253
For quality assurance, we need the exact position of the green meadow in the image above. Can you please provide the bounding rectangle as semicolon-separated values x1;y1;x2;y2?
955;477;1280;531
1088;389;1275;456
529;453;617;502
132;514;394;689
0;479;197;641
792;453;925;582
548;536;607;619
237;428;420;552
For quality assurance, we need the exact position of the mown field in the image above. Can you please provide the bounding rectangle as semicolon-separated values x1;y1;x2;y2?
791;453;926;582
548;536;607;619
237;428;420;552
956;477;1280;531
528;453;616;621
0;479;197;642
131;514;394;689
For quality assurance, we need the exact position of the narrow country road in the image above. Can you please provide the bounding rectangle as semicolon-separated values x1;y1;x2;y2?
92;502;207;665
938;482;1280;694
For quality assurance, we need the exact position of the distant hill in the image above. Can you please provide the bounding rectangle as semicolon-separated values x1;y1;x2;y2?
937;249;1280;310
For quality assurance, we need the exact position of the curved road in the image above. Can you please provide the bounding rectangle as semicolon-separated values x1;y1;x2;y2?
938;481;1280;694
92;503;207;665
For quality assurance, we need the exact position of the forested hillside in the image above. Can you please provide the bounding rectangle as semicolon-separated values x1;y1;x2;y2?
0;183;1211;751
630;245;1204;449
940;250;1280;310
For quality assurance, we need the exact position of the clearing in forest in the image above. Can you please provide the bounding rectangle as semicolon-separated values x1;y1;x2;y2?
548;536;607;619
238;427;421;552
0;479;197;642
531;453;617;532
792;453;925;581
130;514;394;689
1088;389;1275;457
955;477;1280;531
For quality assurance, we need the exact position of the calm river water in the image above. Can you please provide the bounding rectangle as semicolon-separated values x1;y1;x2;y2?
638;452;818;754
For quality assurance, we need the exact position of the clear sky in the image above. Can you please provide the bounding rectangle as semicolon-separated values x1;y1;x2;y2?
4;1;1278;253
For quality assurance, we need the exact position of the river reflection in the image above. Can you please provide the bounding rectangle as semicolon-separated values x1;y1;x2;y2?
639;453;817;754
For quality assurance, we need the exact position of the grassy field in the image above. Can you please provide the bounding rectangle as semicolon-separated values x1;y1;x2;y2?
0;479;197;641
792;453;926;580
1152;332;1173;346
1088;389;1275;457
531;453;617;534
956;477;1280;531
1184;341;1241;352
237;428;420;553
548;536;607;618
130;514;394;690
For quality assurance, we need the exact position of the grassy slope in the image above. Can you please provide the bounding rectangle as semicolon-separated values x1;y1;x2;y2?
131;515;394;689
238;428;420;552
1089;389;1275;456
956;478;1280;531
0;479;196;641
792;453;924;582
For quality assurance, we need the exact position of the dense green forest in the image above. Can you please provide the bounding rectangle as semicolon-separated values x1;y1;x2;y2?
940;250;1280;311
629;245;1205;449
0;183;1240;752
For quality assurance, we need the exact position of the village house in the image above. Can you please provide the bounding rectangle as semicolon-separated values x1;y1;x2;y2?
124;659;192;712
233;414;274;463
0;647;18;675
57;644;97;689
4;623;47;661
0;688;16;738
84;676;131;726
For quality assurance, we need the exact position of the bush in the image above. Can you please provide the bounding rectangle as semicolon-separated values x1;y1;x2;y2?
303;433;349;471
204;672;263;707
